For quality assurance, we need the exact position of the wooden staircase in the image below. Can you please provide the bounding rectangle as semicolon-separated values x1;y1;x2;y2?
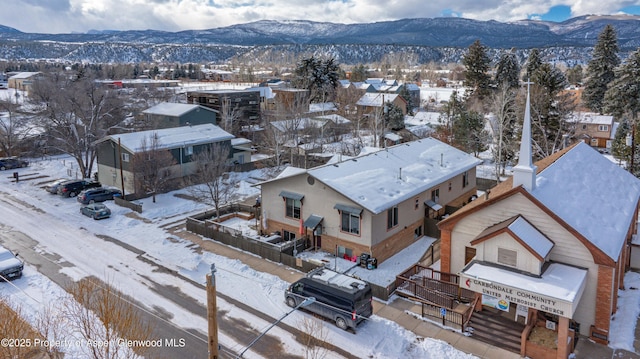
467;309;525;354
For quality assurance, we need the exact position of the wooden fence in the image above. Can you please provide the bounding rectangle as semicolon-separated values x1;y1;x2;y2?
186;215;320;272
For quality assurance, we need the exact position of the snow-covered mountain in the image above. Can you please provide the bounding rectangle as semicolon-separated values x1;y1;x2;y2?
0;15;638;64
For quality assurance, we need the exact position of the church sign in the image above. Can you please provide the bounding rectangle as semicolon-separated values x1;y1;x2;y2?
460;274;575;318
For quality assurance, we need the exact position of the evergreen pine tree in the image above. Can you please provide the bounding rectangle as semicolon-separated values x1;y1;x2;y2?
611;117;631;164
582;25;620;114
494;50;520;89
525;48;542;80
462;40;491;99
604;48;640;175
293;56;340;103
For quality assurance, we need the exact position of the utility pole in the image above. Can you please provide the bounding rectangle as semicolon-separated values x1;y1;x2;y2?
207;263;219;359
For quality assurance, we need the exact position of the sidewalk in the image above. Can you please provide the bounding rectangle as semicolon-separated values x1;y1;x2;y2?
169;223;640;359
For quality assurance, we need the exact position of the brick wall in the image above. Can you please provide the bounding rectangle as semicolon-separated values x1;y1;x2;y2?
440;230;451;273
591;265;614;343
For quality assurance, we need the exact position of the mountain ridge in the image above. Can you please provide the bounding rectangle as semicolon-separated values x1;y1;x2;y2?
0;15;638;64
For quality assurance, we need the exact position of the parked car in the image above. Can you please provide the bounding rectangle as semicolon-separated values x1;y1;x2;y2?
285;267;373;332
0;157;29;170
45;178;70;194
80;203;111;220
0;245;24;281
57;179;101;197
77;187;122;204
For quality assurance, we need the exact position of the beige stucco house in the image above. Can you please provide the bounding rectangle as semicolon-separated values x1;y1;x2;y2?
259;138;481;264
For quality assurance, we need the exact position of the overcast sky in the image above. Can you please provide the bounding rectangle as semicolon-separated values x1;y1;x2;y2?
3;0;640;34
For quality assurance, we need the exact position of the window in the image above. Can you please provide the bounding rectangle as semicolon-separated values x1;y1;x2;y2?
431;189;439;202
341;211;360;234
497;248;517;267
185;146;193;156
122;153;130;162
283;230;296;241
285;198;301;219
448;182;452;191
387;206;398;229
598;125;609;132
337;245;353;259
415;198;419;210
462;171;469;188
582;124;587;130
414;226;423;239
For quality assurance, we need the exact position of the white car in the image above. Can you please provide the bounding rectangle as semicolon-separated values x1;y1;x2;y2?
45;178;69;194
0;246;24;281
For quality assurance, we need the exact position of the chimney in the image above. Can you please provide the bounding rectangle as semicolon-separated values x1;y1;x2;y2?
513;81;538;191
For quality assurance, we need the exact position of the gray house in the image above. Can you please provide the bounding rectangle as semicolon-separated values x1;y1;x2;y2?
95;124;234;197
141;102;218;129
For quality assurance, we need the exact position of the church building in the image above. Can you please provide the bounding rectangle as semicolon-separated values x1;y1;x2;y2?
438;84;640;358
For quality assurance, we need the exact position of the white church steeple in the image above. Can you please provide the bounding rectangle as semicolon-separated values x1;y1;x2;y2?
513;81;537;191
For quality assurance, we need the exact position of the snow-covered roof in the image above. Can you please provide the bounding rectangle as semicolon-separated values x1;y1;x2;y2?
356;93;400;107
508;216;554;259
9;72;40;79
567;112;614;125
275;166;307;180
104;124;234;153
270;118;325;133
142;102;215;117
231;138;251;147
531;142;640;260
308;138;482;214
308;102;337;113
314;114;350;125
384;132;402;141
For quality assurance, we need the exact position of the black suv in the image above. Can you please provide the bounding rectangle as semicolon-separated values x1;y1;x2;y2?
57;179;101;197
0;157;29;170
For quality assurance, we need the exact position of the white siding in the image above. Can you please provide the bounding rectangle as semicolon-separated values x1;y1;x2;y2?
476;232;543;275
450;192;598;335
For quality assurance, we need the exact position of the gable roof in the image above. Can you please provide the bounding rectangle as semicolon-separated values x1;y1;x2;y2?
441;142;640;262
356;93;401;107
471;215;553;261
567;112;614;125
142;102;217;117
307;138;481;214
102;124;234;153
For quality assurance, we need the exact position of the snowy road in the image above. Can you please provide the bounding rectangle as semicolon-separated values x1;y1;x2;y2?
0;178;359;359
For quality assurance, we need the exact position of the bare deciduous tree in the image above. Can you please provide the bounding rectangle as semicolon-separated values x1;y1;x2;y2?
62;278;155;359
188;143;238;218
298;317;329;359
29;69;126;178
132;133;177;202
0;296;63;359
0;96;34;157
490;82;519;181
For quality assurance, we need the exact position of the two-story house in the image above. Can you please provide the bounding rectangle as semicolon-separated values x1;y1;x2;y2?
570;112;615;149
259;138;481;264
356;93;407;118
95;124;239;197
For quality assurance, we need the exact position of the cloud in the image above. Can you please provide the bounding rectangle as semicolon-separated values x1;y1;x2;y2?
0;0;638;33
